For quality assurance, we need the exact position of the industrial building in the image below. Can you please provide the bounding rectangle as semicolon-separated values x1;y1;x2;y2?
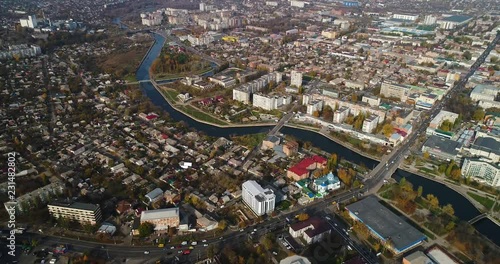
346;196;426;255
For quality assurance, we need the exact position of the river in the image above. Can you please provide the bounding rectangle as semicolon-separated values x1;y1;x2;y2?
136;33;499;246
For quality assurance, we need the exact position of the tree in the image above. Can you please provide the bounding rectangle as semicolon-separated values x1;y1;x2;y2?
353;221;370;240
297;213;310;221
262;234;274;250
337;168;352;186
442;204;455;216
445;221;455;232
472;108;485;121
30;239;39;248
322;105;333;121
327;153;338;170
463;50;472;60
312;110;320;117
138;222;155;237
450;168;462;181
417;186;423;198
57;217;71;230
218;220;227;231
426;194;440;209
382;123;394;137
422;152;430;159
207;244;215;259
445;160;456;177
83;222;97;234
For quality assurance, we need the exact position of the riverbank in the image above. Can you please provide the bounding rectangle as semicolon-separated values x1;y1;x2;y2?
399;164;500;226
134;34;157;81
150;79;278;128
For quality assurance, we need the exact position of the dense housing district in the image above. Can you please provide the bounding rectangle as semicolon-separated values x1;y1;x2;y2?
0;0;500;264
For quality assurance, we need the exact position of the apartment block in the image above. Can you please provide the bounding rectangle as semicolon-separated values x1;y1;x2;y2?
291;70;303;87
233;72;282;104
333;107;350;123
253;94;292;111
381;82;409;101
242;180;275;216
362;115;379;133
48;201;102;225
306;100;323;115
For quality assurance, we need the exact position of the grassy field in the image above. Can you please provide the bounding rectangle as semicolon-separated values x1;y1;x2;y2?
467;192;495;210
154;67;213;80
178;105;227;126
161;89;179;102
124;74;137;83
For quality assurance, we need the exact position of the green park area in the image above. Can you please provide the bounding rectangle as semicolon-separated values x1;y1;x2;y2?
177;105;227;126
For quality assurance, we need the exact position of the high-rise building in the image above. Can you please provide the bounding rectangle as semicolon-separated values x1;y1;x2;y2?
291;70;303;87
48;201;102;225
423;15;437;25
242;180;275;216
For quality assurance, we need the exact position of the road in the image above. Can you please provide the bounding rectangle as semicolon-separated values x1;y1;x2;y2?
240;108;297;170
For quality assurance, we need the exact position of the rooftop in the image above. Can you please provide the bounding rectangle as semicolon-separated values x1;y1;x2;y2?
346;196;426;252
404;251;435;264
440;15;473;23
49;201;99;211
145;188;164;201
279;255;311;264
140;208;179;221
472;137;500;155
423;135;462;155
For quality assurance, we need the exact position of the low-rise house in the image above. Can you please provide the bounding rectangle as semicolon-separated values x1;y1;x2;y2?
289;217;331;244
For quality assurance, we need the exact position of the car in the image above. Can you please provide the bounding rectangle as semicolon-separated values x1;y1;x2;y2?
188;246;194;250
286;246;292;250
325;216;331;220
204;244;208;247
181;241;188;246
170;246;175;249
177;250;183;254
202;240;207;243
239;229;244;232
334;223;338;226
272;251;278;256
250;232;255;235
219;236;223;240
144;251;150;255
182;250;191;255
191;242;197;246
253;228;257;232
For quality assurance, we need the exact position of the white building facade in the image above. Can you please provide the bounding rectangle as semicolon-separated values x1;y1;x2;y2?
242;180;275;216
291;70;303;87
462;158;500;187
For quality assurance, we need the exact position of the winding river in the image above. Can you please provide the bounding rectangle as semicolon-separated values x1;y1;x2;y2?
136;33;499;246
